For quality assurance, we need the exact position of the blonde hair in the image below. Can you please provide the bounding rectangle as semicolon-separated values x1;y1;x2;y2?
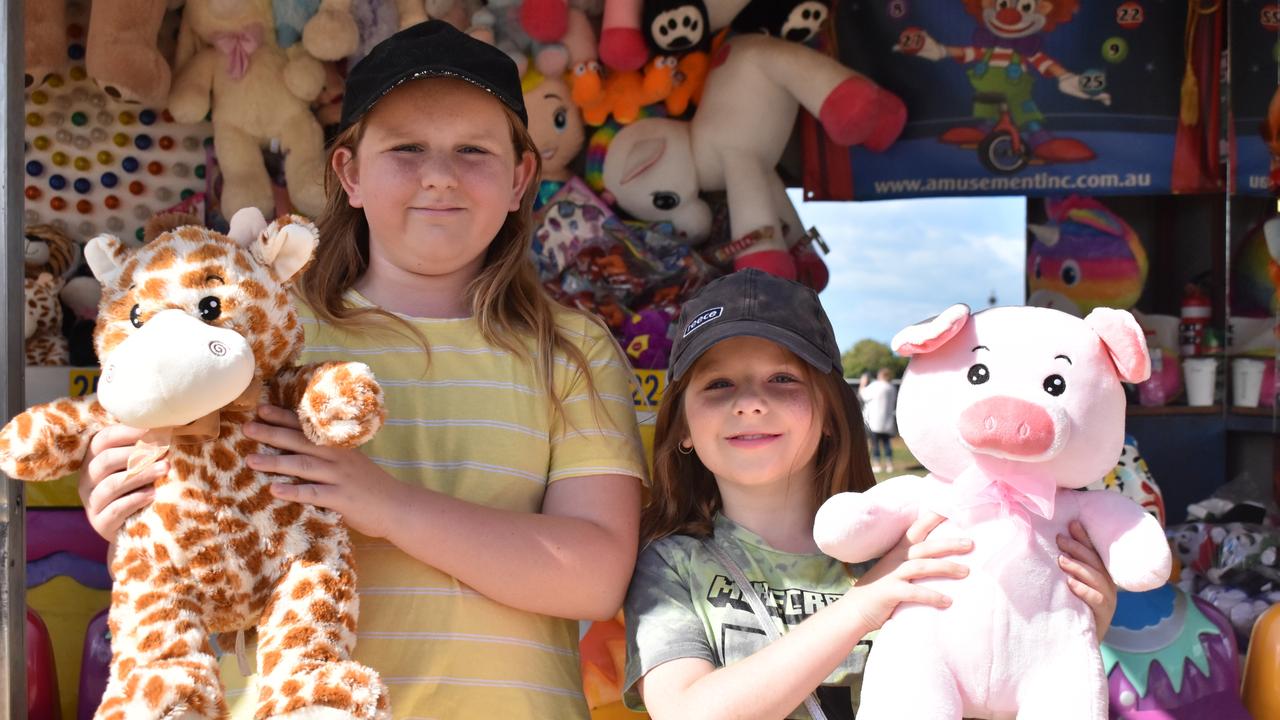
298;88;605;410
640;360;875;546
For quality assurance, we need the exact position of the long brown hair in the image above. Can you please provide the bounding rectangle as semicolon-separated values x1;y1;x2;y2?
640;361;876;546
298;86;605;408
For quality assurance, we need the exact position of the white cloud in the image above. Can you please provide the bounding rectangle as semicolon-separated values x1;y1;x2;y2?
787;190;1026;351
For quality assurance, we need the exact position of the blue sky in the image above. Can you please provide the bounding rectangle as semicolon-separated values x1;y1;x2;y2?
788;190;1028;351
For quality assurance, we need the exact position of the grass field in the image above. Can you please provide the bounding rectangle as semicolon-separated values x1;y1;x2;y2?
869;435;921;481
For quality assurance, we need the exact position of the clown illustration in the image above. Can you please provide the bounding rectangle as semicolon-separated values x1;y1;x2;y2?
896;0;1109;166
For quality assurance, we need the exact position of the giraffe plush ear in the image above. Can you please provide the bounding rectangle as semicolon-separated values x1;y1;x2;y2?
84;234;132;286
227;207;269;247
253;216;319;284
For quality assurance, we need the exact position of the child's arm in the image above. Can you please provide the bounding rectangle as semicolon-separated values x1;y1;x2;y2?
248;406;640;620
813;476;926;564
636;519;967;720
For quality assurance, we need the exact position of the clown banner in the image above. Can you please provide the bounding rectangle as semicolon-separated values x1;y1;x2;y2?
818;0;1222;199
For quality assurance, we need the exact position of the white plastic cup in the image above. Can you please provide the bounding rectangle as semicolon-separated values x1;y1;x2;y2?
1232;358;1265;407
1183;357;1218;406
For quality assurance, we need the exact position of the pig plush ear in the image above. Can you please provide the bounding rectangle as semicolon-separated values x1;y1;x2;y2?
892;304;970;356
1085;307;1151;383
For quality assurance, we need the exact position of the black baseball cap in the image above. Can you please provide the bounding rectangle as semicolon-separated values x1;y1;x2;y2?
339;20;528;132
669;269;842;382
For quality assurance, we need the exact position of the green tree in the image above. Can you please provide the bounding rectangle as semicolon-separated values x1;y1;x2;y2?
841;339;908;380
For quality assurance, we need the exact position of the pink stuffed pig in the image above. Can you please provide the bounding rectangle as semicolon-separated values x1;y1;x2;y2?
814;304;1172;720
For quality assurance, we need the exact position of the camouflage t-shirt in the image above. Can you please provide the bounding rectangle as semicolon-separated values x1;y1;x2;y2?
623;514;872;719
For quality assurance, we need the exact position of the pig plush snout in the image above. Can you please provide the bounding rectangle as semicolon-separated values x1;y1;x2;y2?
959;397;1059;458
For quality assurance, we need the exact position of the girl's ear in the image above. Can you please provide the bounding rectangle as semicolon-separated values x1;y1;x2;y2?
510;149;538;212
333;147;362;207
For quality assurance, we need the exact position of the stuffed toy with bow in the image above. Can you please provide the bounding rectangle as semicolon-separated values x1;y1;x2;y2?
813;304;1171;719
169;0;333;218
602;33;904;282
0;208;390;720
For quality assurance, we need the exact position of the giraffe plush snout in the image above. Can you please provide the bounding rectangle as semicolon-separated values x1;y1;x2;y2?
97;309;254;428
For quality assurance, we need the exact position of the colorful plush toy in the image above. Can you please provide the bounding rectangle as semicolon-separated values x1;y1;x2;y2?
574;55;677;126
622;308;673;369
1027;195;1149;317
24;224;81;281
24;272;69;367
25;0;172;106
813;304;1171;719
1087;442;1252;720
729;0;829;43
524;70;588;206
271;0;361;61
0;209;390;720
600;0;749;70
169;0;329;218
639;0;712;116
602;34;905;279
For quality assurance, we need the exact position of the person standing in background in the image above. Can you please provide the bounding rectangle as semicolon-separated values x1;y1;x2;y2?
860;367;897;473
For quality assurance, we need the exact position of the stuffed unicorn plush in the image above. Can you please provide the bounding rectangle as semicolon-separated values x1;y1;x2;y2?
601;33;905;284
814;304;1171;720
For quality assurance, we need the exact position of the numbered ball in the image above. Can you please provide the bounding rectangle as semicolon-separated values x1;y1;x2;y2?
1264;4;1280;32
897;27;927;55
1102;37;1129;63
1078;68;1108;96
1116;2;1144;29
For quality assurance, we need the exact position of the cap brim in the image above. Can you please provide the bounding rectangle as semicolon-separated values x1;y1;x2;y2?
340;68;528;132
669;319;838;382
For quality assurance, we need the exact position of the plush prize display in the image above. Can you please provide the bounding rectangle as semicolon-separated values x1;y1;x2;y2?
0;209;390;720
602;33;905;280
525;70;587;189
813;304;1172;719
169;0;333;218
1027;195;1149;317
25;272;69;367
25;0;172;107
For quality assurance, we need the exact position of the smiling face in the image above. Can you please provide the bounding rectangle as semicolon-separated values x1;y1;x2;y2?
525;75;585;183
982;0;1050;38
333;77;537;287
681;336;825;493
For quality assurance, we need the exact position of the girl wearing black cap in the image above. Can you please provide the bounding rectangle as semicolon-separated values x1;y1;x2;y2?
622;271;1117;719
78;21;645;719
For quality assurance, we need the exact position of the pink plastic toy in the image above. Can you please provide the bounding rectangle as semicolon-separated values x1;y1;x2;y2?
814;304;1172;719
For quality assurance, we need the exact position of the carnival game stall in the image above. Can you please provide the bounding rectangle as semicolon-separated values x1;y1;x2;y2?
0;0;1276;718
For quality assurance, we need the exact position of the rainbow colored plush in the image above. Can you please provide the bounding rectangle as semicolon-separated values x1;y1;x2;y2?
1230;219;1278;317
1027;195;1148;316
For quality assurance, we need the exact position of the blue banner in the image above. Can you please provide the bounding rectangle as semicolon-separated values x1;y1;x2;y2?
832;1;1213;199
1233;2;1279;196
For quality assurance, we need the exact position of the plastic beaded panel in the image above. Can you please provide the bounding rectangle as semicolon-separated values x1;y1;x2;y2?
23;3;212;244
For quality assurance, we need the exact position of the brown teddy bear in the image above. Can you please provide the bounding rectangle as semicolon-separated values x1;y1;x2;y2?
25;0;173;107
168;0;336;218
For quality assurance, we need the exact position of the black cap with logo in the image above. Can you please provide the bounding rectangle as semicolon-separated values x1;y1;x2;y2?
339;20;528;132
669;269;842;382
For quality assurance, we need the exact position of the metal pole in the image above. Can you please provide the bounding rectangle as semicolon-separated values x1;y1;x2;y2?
1;0;27;715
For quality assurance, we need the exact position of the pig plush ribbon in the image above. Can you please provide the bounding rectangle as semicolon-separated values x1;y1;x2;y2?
936;466;1058;568
124;377;263;480
211;23;264;81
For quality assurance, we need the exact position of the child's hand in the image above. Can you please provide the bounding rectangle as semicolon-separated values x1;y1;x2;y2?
1057;520;1118;641
855;512;972;586
79;424;160;541
844;512;970;631
244;404;407;539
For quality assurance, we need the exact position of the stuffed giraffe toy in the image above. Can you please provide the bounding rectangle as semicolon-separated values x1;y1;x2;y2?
0;208;390;720
24;272;69;366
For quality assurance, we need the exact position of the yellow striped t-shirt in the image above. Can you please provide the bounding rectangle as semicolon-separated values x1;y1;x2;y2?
221;291;646;719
